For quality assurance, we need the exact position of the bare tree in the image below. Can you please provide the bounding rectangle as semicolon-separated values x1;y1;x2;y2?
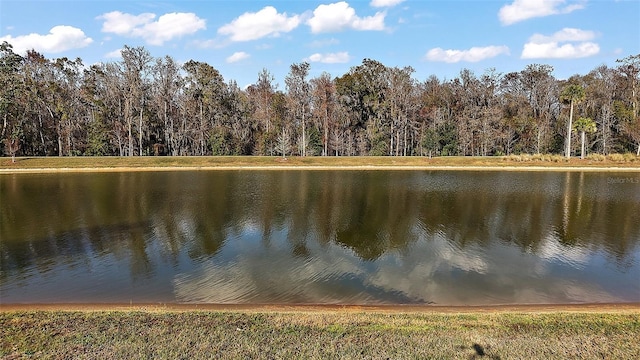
616;54;640;155
0;42;24;149
386;66;416;156
225;80;254;155
616;54;639;119
276;126;291;159
3;136;19;162
255;68;277;134
310;72;335;156
520;64;558;154
585;65;616;154
247;69;277;155
285;62;311;156
120;46;152;156
622;119;640;155
150;55;182;156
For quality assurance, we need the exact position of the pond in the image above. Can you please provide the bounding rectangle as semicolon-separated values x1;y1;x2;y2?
1;170;639;305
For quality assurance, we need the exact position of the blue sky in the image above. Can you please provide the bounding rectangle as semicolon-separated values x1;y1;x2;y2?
1;0;638;88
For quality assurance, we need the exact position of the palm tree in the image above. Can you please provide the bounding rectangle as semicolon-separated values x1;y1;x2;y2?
560;84;585;158
573;117;596;159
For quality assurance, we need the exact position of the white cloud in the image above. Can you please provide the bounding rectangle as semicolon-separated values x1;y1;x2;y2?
98;11;155;35
97;11;206;45
0;25;93;54
218;6;300;42
226;51;250;63
529;27;595;43
140;13;207;46
498;0;585;25
104;48;123;58
306;2;386;33
521;28;600;59
522;42;599;59
425;45;510;63
370;0;405;7
305;52;350;63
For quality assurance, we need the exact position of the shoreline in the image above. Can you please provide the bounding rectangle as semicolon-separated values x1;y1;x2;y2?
2;165;640;174
2;302;639;313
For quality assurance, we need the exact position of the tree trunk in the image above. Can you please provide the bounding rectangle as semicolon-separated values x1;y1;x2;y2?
323;108;328;157
126;98;133;157
281;127;286;159
301;111;306;156
389;126;394;156
403;126;407;156
38;114;46;155
1;113;6;140
57;124;63;157
128;119;133;156
580;130;586;159
67;122;72;156
536;125;542;154
565;99;574;158
5;138;19;163
139;101;143;156
200;101;205;156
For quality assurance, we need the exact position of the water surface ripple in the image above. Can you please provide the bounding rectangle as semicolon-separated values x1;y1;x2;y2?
1;170;639;305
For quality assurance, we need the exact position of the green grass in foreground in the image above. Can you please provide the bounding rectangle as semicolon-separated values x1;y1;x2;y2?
1;311;639;359
1;154;639;170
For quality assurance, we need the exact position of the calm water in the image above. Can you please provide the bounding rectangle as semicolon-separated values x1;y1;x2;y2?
1;170;639;305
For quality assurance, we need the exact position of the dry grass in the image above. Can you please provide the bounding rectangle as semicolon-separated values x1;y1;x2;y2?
504;153;639;164
1;309;639;359
1;155;639;171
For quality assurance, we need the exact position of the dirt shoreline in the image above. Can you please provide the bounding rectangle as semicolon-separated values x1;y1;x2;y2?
1;165;640;174
2;302;639;313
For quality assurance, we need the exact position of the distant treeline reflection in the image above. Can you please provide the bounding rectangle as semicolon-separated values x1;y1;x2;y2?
1;171;639;279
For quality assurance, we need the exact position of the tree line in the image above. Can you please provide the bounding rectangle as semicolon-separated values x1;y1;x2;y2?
1;41;638;158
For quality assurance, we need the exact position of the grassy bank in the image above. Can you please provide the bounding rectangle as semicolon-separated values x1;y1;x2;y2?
1;154;640;171
2;309;639;359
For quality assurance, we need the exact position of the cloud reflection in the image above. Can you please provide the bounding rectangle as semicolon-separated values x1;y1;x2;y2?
173;222;633;305
3;171;639;305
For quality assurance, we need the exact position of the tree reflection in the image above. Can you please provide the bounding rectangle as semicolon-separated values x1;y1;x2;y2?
1;170;639;298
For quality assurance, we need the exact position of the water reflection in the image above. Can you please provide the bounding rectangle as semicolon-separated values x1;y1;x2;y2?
1;171;639;305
